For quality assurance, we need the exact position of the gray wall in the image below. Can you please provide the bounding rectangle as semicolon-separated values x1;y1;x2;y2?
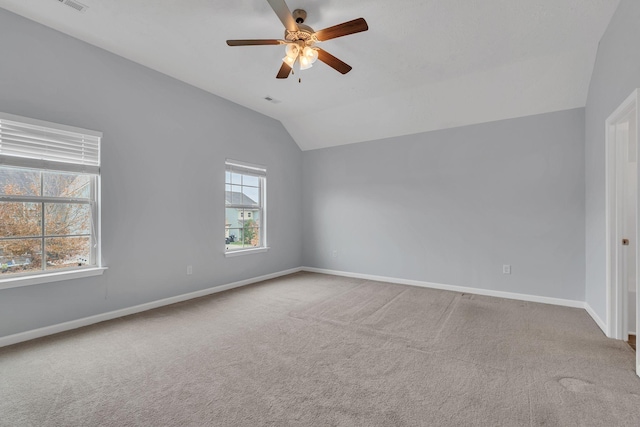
302;109;586;301
585;0;640;321
0;9;302;337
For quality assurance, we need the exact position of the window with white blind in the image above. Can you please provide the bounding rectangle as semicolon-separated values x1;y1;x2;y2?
0;112;102;285
225;159;267;255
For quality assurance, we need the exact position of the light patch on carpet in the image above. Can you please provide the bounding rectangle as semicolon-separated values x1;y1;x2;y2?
290;280;461;349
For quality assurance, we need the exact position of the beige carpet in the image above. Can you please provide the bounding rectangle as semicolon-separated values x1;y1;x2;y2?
1;272;640;426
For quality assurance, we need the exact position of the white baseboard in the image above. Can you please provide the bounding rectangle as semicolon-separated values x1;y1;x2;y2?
584;302;607;334
0;267;302;348
301;267;585;309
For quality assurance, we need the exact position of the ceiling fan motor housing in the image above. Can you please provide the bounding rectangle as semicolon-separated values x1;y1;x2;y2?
285;28;316;45
284;10;316;44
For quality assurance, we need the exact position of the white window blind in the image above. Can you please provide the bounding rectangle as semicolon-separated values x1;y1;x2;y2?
0;112;101;174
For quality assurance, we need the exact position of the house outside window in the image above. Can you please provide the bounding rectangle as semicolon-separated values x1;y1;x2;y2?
225;159;266;254
0;112;102;282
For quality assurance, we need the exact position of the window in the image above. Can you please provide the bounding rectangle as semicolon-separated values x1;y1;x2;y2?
225;159;266;254
0;112;102;281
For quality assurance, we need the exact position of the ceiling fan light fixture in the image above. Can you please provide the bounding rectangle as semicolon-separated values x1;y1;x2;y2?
299;55;313;70
303;47;318;64
285;44;300;59
282;55;296;66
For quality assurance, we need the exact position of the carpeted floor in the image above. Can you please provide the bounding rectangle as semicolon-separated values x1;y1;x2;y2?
1;272;640;426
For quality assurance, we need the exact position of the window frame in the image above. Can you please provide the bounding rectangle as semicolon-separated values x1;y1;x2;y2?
0;112;105;288
224;159;268;256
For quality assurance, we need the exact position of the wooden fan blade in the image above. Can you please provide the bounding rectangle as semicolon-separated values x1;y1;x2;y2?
276;62;292;79
316;48;352;74
314;18;368;42
266;0;299;32
226;39;285;46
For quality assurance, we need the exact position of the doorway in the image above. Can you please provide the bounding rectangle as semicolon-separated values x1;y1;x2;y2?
606;89;640;376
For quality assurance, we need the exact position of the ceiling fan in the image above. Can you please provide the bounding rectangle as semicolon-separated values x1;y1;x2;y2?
226;0;368;79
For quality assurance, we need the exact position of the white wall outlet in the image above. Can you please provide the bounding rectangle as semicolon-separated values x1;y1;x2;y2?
503;264;511;275
187;265;193;275
331;249;338;258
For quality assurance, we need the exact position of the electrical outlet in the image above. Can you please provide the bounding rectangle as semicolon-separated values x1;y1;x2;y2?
503;264;511;275
331;249;338;258
187;265;193;275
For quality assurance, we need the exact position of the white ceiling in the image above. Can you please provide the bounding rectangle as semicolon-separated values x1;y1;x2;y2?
0;0;620;150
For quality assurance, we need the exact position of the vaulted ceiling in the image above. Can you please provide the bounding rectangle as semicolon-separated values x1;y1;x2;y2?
0;0;620;150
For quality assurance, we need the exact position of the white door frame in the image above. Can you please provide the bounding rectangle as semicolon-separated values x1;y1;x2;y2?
606;89;640;356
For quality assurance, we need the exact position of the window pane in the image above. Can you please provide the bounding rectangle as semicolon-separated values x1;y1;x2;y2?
228;185;243;204
45;236;91;270
238;226;245;248
0;167;41;196
0;239;42;275
243;226;260;247
226;228;243;251
45;203;91;236
225;171;231;184
231;173;242;185
243;175;259;187
0;202;42;238
43;172;91;198
225;162;265;253
242;187;259;206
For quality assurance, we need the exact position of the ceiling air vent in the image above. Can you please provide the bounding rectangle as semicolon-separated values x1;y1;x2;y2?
57;0;88;13
264;96;281;104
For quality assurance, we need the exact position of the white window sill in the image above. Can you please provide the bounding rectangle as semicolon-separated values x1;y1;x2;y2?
0;267;107;290
225;247;269;257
